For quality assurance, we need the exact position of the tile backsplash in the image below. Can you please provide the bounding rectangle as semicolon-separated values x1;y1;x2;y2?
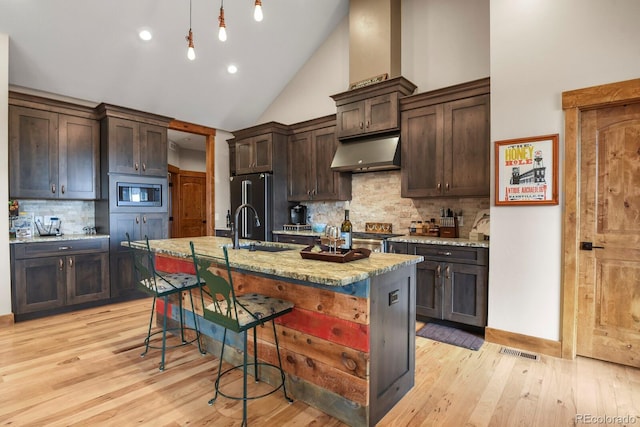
17;200;96;235
303;171;490;238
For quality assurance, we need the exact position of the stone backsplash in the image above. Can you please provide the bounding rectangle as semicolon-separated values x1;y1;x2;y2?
17;200;96;235
304;171;490;238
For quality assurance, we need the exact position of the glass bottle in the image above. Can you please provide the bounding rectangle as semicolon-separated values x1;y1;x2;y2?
340;210;352;250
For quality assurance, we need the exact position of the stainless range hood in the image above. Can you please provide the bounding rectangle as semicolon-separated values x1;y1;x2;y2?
330;135;400;173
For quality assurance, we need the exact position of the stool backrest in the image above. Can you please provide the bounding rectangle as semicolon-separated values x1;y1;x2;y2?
190;243;242;331
126;233;177;295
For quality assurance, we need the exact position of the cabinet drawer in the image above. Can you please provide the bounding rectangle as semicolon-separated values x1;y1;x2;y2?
409;244;488;266
273;234;316;246
13;238;109;259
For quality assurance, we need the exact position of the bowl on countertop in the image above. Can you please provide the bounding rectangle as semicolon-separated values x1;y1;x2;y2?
311;223;326;233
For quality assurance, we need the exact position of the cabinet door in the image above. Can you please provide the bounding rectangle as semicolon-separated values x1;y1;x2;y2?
235;138;254;175
107;117;141;174
401;105;444;198
336;101;365;138
252;134;273;173
9;106;59;199
59;115;99;199
288;131;313;200
141;213;169;240
387;241;408;254
14;257;66;314
365;93;399;134
443;263;488;327
140;123;168;176
66;252;110;305
415;259;442;319
314;126;349;200
443;95;490;197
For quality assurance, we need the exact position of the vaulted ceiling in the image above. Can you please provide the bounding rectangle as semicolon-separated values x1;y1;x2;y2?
0;0;349;133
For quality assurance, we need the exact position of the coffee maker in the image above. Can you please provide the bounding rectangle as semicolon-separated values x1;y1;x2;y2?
290;204;307;225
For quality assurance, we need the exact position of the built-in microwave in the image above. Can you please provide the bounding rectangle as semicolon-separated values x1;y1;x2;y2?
116;181;162;207
108;175;168;212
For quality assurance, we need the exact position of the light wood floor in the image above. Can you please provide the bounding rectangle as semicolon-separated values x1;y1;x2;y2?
1;299;638;426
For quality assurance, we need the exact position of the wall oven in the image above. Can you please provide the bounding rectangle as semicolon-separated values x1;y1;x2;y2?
108;175;168;212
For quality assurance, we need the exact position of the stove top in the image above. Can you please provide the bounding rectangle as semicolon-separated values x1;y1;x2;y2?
352;232;404;240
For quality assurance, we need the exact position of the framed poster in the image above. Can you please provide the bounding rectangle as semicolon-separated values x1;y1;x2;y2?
495;134;559;206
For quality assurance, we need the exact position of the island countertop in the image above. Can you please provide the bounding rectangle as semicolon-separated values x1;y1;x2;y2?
126;236;423;287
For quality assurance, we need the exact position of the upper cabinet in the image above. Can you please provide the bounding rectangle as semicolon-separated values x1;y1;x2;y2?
9;93;100;200
97;104;172;177
331;77;417;140
400;78;490;198
228;122;289;176
288;116;351;201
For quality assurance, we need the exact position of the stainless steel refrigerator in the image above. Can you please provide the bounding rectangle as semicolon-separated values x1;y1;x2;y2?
230;173;273;241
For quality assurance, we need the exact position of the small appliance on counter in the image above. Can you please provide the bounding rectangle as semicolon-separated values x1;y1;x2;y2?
290;203;307;225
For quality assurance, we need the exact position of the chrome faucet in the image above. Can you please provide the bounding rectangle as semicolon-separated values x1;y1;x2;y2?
232;203;261;249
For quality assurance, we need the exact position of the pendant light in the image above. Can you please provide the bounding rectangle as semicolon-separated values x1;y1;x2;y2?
218;0;227;42
254;0;263;22
186;0;196;60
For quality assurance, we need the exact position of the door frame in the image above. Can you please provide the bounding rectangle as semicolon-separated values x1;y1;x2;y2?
168;119;216;236
561;78;640;359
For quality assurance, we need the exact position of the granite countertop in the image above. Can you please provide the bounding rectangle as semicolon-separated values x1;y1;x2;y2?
9;233;110;244
126;236;423;287
272;229;489;248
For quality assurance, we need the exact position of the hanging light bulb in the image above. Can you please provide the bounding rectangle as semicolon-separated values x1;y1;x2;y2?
254;0;263;22
186;0;195;60
218;1;227;41
186;29;196;60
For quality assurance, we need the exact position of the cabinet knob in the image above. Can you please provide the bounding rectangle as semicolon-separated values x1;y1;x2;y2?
68;258;73;268
436;264;441;278
142;163;146;172
136;216;140;224
366;120;370;128
445;182;450;191
359;122;364;130
135;162;139;171
51;184;56;194
445;265;450;279
61;185;65;194
437;182;441;190
59;258;64;270
143;215;147;224
437;251;452;256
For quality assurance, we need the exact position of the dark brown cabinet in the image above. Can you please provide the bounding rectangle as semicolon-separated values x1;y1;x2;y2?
401;78;490;198
331;77;416;140
11;238;110;319
107;213;168;298
228;122;289;176
288;116;351;201
9;99;100;200
409;243;488;327
272;233;317;246
101;116;168;177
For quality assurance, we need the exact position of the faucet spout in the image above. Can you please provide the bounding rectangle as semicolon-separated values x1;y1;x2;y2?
232;203;261;249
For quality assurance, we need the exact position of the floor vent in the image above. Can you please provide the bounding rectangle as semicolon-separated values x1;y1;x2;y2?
499;347;540;361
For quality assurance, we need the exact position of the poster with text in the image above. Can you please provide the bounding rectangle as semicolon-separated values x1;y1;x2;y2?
495;134;558;206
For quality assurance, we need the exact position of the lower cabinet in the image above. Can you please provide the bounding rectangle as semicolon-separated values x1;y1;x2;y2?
409;243;488;327
272;233;318;246
11;238;110;318
108;213;168;299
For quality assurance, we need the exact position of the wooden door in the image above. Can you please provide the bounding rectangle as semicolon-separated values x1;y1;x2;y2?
577;104;640;367
177;172;207;237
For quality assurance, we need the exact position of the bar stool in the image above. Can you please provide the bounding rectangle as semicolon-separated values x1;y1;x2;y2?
126;233;205;371
189;242;294;426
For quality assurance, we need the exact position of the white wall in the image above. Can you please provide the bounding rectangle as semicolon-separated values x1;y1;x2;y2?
1;34;11;317
489;0;640;341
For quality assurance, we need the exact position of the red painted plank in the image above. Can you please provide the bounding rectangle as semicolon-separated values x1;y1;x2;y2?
278;308;370;353
156;255;195;274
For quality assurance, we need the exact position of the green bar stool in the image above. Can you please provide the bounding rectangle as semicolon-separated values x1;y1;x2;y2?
190;242;294;426
126;233;205;371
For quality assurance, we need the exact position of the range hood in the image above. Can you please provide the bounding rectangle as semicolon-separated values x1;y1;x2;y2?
331;135;400;173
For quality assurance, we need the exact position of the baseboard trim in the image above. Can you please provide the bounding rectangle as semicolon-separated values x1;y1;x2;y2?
485;327;563;358
0;312;15;327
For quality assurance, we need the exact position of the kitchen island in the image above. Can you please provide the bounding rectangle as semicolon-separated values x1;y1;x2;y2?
126;236;422;427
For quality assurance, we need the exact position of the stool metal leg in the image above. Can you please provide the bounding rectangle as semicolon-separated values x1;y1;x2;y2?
242;328;248;426
141;295;157;358
187;289;206;355
253;327;259;383
159;295;168;371
209;328;228;406
272;320;293;403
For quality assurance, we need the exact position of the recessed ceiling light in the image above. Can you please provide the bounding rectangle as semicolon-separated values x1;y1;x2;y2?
139;30;152;41
227;65;238;74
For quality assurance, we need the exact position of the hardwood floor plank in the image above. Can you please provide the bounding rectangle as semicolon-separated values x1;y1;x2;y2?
0;300;638;426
